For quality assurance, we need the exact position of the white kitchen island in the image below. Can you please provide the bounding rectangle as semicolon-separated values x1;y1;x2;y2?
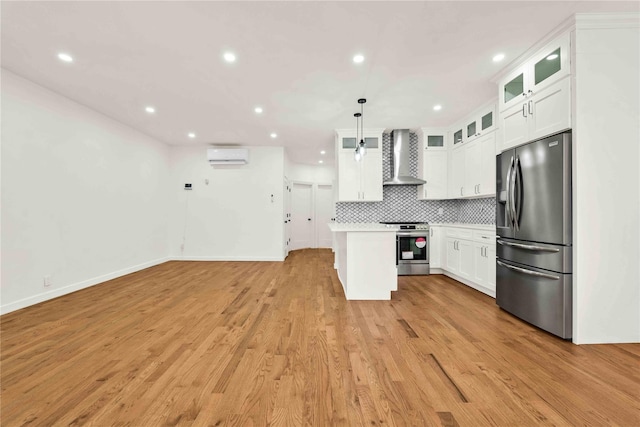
328;223;398;300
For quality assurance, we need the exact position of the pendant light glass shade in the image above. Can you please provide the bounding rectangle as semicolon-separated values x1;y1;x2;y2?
354;112;362;161
353;99;367;161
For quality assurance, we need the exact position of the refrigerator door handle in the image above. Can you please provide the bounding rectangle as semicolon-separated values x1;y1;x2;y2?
497;239;560;253
506;156;514;227
513;156;522;231
497;260;560;280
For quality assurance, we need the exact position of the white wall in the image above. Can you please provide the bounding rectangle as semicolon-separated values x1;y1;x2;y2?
168;146;284;260
1;71;170;314
573;17;640;343
289;163;335;184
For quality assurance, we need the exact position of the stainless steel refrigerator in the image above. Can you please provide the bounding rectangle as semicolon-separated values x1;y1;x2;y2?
496;131;572;339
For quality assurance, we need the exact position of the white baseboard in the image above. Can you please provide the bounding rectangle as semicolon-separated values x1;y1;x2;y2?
170;255;285;262
442;271;496;298
1;257;170;316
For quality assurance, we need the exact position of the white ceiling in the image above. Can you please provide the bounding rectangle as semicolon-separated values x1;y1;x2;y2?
2;1;638;166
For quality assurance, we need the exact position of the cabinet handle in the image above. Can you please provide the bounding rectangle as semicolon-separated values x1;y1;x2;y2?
528;89;533;96
522;103;527;117
430;229;433;237
528;100;533;115
460;187;463;196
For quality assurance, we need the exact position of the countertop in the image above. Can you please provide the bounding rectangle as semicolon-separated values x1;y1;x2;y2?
429;223;496;232
328;223;399;232
329;222;496;233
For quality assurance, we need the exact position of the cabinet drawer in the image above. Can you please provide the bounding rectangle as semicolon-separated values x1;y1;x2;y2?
445;227;473;239
474;230;496;243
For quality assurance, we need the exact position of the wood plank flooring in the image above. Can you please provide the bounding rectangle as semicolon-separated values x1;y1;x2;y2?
2;249;639;426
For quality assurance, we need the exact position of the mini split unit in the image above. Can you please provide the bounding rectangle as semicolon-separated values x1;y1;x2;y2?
207;148;249;165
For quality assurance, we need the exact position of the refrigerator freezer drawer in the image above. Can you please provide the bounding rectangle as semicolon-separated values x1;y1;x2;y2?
497;238;572;273
496;258;572;339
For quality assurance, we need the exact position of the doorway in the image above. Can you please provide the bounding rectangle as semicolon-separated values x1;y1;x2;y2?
290;182;334;250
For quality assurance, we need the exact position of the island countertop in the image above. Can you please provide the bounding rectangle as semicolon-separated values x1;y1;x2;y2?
328;222;398;232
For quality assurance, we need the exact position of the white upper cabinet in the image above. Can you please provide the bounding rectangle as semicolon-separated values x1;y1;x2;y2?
417;128;448;200
449;132;496;198
465;103;497;143
499;33;570;112
336;129;384;202
498;32;571;151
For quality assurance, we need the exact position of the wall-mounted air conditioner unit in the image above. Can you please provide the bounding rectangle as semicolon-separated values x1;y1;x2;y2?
207;148;249;165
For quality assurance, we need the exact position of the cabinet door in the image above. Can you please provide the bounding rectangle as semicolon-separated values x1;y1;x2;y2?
528;77;571;141
500;68;526;111
480;108;496;135
429;227;441;269
464;141;481;196
472;242;488;287
477;133;496;196
424;151;448;199
529;33;570;93
337;152;361;201
500;101;529;151
449;147;466;198
458;239;474;280
445;238;460;274
360;151;383;201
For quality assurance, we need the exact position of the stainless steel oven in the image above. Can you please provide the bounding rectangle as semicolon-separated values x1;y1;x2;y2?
381;222;430;275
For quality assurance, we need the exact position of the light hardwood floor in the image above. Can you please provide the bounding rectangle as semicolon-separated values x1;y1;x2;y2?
1;249;639;426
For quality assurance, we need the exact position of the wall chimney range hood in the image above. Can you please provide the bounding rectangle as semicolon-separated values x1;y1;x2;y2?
383;129;426;186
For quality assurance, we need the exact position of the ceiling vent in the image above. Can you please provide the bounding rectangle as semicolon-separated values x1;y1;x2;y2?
207;148;249;165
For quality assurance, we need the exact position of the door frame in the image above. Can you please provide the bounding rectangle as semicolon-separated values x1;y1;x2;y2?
290;180;334;249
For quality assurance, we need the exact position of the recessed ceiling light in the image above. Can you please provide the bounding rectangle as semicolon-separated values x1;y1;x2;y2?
188;132;196;139
320;150;326;155
145;106;156;114
270;133;277;138
223;52;236;63
433;105;442;111
546;54;559;61
353;54;365;64
492;53;505;62
58;52;73;63
254;107;263;114
319;160;324;164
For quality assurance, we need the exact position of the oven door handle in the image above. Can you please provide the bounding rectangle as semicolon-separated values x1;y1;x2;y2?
396;232;429;237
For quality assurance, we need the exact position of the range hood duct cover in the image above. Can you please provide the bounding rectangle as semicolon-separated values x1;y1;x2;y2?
383;129;427;185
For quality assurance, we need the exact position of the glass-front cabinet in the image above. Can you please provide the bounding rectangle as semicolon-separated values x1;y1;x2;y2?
463;102;497;143
453;128;463;145
499;32;570;112
335;128;384;202
418;127;447;151
340;136;379;150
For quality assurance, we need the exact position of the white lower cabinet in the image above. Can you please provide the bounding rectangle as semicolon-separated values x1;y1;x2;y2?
458;239;474;280
445;237;460;273
429;226;442;269
437;226;496;297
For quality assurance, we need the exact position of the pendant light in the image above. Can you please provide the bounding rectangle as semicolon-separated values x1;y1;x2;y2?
353;98;367;161
358;98;366;158
354;112;362;161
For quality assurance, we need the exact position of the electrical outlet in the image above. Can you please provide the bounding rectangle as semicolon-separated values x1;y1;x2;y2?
438;208;444;215
43;275;52;288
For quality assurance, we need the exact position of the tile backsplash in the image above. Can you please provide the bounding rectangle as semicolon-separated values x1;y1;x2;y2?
335;131;496;225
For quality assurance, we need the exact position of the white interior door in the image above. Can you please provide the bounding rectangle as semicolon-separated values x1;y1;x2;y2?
284;178;292;257
316;184;334;248
291;183;313;250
